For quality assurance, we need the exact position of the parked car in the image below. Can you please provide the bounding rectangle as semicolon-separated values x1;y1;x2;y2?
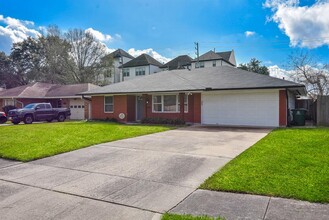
8;103;71;125
0;111;7;124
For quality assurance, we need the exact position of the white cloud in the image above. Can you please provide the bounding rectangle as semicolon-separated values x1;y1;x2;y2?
268;65;294;80
128;48;170;63
245;31;256;37
264;0;329;48
85;28;112;42
0;15;41;52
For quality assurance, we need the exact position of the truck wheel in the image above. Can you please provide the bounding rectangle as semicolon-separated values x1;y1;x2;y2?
24;115;33;124
57;114;65;122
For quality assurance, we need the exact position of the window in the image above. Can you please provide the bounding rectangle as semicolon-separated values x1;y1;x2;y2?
104;96;114;112
4;99;15;106
153;95;162;112
164;95;177;112
195;62;204;68
213;60;216;67
36;104;46;109
135;67;146;76
152;94;188;113
123;68;130;77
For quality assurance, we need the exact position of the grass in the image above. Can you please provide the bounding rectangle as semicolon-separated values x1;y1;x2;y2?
162;213;223;220
200;128;329;203
0;121;172;162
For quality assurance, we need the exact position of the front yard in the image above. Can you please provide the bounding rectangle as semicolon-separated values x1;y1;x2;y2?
0;121;171;162
200;128;329;203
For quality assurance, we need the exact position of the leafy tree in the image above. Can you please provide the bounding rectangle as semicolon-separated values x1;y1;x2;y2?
10;37;44;85
0;52;17;88
39;26;74;84
239;58;270;75
0;26;114;87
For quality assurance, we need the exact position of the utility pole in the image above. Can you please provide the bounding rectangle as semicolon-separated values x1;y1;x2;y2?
195;42;199;68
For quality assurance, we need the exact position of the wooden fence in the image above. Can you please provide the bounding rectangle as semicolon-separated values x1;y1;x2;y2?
316;96;329;126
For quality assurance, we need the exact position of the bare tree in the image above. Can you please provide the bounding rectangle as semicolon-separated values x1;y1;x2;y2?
288;51;329;99
64;29;113;84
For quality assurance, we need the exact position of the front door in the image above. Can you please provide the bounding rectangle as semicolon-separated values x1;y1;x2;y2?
136;96;144;121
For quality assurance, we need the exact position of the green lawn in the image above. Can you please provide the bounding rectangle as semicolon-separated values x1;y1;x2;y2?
200;128;329;203
0;121;171;162
162;213;223;220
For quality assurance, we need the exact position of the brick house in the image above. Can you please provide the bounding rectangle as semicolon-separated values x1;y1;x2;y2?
80;66;306;127
0;82;98;120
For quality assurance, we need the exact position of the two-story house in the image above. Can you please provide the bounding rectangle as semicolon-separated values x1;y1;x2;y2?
160;55;193;71
191;50;236;69
108;49;135;83
120;54;163;81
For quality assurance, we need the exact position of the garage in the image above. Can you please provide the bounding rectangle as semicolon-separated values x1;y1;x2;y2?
201;90;280;127
69;99;85;120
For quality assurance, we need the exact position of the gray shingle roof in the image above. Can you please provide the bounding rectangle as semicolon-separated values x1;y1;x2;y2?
0;82;99;98
121;54;163;68
109;49;134;59
217;51;232;62
192;51;222;62
160;55;192;70
80;66;305;95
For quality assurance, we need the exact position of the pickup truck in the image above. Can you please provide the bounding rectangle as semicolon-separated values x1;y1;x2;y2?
8;103;71;125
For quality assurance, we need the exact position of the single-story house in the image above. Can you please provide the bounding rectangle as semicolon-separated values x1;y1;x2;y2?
80;66;306;127
0;82;99;120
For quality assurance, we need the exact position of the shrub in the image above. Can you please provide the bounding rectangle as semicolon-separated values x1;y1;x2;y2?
141;117;185;125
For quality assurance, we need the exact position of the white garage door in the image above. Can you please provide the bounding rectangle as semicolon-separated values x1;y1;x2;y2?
69;99;85;120
201;90;279;127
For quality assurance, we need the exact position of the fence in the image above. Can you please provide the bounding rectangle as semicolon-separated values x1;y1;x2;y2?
316;96;329;126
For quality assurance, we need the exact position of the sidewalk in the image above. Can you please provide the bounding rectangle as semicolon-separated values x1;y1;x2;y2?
170;189;329;220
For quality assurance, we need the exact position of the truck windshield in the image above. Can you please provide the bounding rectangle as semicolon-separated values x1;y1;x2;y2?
24;104;37;109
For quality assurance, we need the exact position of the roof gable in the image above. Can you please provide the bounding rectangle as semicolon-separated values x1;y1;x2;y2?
192;51;222;62
160;55;192;70
109;49;134;59
121;54;163;68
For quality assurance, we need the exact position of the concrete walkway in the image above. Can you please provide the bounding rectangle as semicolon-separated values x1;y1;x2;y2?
170;190;329;220
0;127;269;220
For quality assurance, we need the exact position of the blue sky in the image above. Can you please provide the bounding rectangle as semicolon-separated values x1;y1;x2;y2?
0;0;328;69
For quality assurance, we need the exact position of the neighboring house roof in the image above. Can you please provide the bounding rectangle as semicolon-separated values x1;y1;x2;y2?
120;54;163;68
192;50;236;66
160;55;192;70
109;49;134;59
0;82;99;98
217;51;232;62
80;66;306;95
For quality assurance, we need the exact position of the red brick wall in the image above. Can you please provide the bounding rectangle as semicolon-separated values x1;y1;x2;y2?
91;95;128;122
279;90;287;126
91;93;202;123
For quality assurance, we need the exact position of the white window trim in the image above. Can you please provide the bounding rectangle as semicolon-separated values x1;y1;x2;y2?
135;67;146;76
123;68;130;77
104;96;114;113
152;94;188;113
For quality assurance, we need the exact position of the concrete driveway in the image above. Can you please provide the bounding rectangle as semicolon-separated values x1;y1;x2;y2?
0;126;270;220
